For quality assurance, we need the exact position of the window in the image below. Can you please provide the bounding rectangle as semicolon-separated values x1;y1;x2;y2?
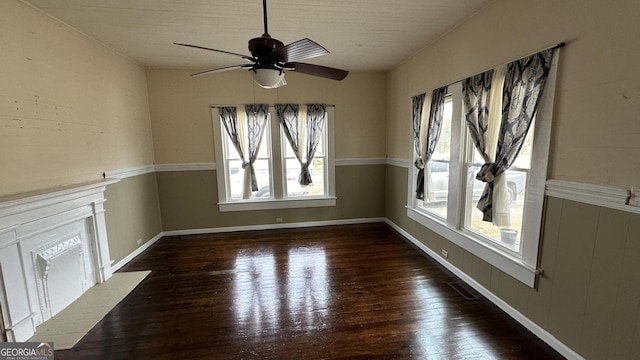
463;124;533;253
212;105;336;212
416;96;453;219
407;49;558;286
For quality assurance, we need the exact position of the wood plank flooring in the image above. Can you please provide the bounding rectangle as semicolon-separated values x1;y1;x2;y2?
55;223;564;359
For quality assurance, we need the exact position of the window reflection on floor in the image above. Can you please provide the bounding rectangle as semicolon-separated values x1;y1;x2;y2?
287;247;328;329
233;250;280;336
232;246;329;336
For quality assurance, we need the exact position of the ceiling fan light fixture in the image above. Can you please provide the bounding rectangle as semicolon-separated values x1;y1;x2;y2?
252;68;284;88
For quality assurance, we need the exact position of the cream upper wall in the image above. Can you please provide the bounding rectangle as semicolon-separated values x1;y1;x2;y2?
0;0;155;197
387;0;640;188
147;69;386;164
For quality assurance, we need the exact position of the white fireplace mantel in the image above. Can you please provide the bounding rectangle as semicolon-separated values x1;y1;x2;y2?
0;179;118;342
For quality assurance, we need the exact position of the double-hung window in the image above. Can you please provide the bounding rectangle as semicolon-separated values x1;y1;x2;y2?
408;48;559;286
212;104;336;212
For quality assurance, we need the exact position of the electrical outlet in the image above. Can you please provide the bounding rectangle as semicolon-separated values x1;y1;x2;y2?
441;249;448;258
136;238;142;246
276;217;283;223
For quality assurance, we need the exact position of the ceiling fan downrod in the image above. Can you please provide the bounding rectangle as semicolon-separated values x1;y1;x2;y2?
262;0;269;37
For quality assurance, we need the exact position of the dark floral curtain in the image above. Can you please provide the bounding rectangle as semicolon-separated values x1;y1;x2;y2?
462;70;494;165
300;104;326;185
220;105;269;199
243;104;269;197
277;104;326;186
276;104;301;161
475;49;554;222
414;87;448;200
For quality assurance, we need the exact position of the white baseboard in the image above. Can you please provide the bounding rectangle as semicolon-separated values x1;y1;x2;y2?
384;219;585;360
113;218;385;270
163;217;386;237
111;233;163;272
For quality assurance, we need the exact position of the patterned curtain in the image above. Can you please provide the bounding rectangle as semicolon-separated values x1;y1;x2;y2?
476;49;554;222
299;104;326;185
276;103;303;165
242;104;269;197
462;70;494;165
415;87;448;200
412;93;427;199
219;105;269;199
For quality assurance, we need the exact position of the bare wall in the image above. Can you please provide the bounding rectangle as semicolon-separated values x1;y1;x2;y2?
146;69;387;163
0;0;155;196
0;0;161;264
146;69;388;228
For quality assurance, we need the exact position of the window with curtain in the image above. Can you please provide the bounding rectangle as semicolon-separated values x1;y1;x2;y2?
408;47;559;287
416;95;453;219
212;104;336;212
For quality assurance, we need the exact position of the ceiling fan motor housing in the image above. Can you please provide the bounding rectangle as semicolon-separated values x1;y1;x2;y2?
249;36;285;66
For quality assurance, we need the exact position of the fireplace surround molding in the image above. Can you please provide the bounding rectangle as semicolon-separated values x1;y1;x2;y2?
0;179;117;342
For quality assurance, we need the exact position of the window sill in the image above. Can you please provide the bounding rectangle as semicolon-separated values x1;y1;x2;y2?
406;206;538;287
219;197;337;212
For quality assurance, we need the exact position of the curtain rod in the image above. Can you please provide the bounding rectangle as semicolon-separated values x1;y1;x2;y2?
432;41;566;91
211;104;336;108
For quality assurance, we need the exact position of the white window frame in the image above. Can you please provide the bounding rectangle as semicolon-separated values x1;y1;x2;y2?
212;106;336;212
406;55;558;287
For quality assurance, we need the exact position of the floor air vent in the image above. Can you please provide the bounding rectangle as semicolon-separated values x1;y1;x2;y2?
448;282;479;301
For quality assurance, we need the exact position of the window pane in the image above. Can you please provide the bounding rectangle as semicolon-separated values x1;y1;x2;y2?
306;157;325;196
417;96;452;219
222;112;272;200
465;166;528;252
511;119;535;169
418;161;449;218
281;115;327;198
431;98;452;161
228;159;272;199
228;159;244;199
284;157;324;197
226;139;241;160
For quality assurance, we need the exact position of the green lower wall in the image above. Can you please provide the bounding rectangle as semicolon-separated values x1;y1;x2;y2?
104;172;163;264
385;163;640;359
156;164;386;231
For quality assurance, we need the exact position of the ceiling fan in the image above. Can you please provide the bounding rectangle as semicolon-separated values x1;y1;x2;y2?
174;0;349;88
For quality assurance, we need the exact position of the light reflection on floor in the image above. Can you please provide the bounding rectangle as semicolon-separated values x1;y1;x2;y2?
233;250;280;336
287;246;328;330
232;246;328;336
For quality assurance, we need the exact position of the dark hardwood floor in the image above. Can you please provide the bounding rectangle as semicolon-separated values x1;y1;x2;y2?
55;223;564;359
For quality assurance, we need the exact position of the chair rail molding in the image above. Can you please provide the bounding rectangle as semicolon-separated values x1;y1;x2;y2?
546;179;640;214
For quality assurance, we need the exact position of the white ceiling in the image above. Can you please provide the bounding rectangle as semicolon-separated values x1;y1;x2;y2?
25;0;492;72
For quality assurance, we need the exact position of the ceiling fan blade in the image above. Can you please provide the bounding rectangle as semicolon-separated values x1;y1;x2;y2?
286;62;348;81
174;43;255;62
272;38;329;63
191;64;253;77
